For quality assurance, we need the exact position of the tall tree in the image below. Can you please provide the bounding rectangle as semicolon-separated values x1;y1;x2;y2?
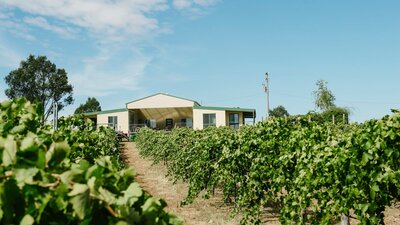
313;79;335;111
269;105;289;117
75;97;101;114
4;55;73;122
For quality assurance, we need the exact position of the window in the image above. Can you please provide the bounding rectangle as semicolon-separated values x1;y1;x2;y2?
229;113;239;129
108;116;118;130
203;113;216;128
180;118;186;127
166;118;173;130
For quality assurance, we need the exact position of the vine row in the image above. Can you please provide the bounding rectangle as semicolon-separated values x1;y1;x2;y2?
136;113;400;224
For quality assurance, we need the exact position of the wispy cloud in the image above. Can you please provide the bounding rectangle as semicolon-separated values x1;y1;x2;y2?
0;0;220;100
1;0;219;42
0;11;35;41
1;0;169;42
70;47;152;96
0;10;9;19
172;0;219;10
0;38;23;102
0;38;23;68
23;16;78;39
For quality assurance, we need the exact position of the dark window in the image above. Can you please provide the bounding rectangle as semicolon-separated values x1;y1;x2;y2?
181;118;186;126
203;113;216;128
166;118;173;129
108;116;118;130
229;113;239;129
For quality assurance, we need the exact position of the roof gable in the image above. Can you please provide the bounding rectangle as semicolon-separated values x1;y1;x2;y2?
126;93;198;109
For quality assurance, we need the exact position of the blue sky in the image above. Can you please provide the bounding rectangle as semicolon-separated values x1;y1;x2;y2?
0;0;399;122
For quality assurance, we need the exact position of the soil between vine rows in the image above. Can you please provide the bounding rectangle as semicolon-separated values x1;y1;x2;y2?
121;142;400;225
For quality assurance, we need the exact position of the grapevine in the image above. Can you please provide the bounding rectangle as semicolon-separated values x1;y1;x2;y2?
0;98;182;225
137;113;400;224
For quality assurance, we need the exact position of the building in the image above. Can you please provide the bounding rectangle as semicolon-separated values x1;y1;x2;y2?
83;93;256;133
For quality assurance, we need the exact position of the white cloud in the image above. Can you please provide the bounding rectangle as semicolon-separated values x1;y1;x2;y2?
1;0;220;42
193;0;220;6
173;0;193;9
1;0;169;42
172;0;219;10
0;0;221;100
0;15;35;41
23;16;78;39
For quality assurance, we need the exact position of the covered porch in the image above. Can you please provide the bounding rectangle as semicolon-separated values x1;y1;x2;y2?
128;107;193;132
126;93;198;132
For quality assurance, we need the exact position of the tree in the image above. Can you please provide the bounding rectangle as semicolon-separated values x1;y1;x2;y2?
313;79;335;111
269;105;289;117
306;107;350;124
4;55;73;122
321;106;350;124
75;97;101;114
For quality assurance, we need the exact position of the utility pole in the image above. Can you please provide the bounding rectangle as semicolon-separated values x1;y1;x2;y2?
53;99;58;130
263;72;270;119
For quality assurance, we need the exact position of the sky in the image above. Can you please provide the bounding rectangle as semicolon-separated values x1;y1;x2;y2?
0;0;399;122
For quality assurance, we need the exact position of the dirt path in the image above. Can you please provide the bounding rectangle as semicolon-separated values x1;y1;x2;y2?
121;142;400;225
121;142;249;225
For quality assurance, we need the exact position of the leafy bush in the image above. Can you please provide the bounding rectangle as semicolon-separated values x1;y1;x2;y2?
0;98;181;225
57;115;123;168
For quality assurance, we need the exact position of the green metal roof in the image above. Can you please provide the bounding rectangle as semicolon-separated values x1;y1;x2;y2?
82;108;127;116
125;93;200;106
193;105;256;113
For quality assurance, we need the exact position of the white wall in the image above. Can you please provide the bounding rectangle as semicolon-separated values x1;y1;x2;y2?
127;93;195;109
193;109;226;129
97;111;129;133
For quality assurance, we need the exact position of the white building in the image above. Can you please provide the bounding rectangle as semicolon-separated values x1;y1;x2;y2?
84;93;256;133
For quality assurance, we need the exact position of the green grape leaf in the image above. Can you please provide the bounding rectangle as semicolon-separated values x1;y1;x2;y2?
3;136;17;166
69;184;90;220
14;168;39;188
46;141;70;167
98;187;116;204
118;182;143;206
68;183;89;197
19;214;34;225
20;135;36;152
361;152;373;165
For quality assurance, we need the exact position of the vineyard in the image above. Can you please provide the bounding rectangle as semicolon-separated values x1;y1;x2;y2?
136;112;400;224
0;98;182;225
